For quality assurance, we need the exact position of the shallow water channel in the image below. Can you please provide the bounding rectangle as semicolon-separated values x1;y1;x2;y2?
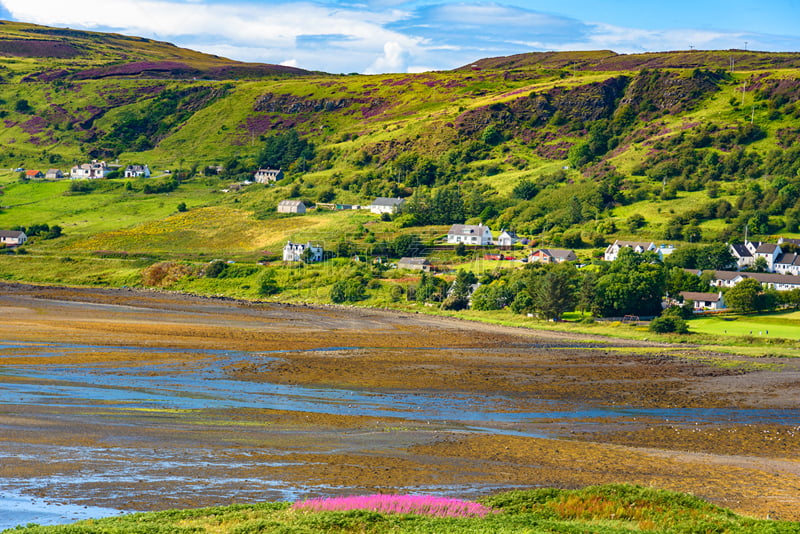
1;339;799;530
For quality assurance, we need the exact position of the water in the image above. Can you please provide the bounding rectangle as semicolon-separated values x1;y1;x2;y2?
0;490;122;531
2;339;799;529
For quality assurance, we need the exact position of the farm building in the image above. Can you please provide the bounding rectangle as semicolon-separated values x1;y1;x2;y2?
277;200;306;214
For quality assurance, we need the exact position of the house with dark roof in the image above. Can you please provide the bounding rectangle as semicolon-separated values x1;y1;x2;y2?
45;169;64;180
529;248;577;264
496;229;519;249
0;230;27;246
774;253;800;275
446;224;493;246
729;242;756;270
124;164;151;178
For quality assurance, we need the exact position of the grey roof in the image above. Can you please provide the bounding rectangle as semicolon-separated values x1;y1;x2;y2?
278;200;305;207
613;240;655;248
755;243;780;254
0;230;25;238
730;244;752;258
776;253;800;266
448;224;490;235
536;248;576;260
710;270;743;281
398;257;429;265
371;197;405;207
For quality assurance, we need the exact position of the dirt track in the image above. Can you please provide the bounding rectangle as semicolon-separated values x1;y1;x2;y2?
1;282;799;521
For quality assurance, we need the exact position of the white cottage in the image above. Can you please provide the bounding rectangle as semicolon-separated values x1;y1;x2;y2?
0;230;27;246
254;169;284;183
603;240;656;262
446;224;493;246
369;197;405;215
124;164;151;178
283;241;323;262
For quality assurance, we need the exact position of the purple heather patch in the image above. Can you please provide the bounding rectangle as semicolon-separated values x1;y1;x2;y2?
21;116;48;135
293;494;496;518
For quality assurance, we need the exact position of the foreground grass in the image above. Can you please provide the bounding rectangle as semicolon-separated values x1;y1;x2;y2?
4;485;797;533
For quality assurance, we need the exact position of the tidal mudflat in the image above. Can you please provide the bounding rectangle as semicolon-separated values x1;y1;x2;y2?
1;282;799;529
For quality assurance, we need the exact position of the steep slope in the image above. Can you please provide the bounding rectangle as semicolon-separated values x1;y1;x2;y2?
1;21;800;252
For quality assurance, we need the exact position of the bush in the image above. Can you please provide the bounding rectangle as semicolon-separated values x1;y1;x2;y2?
649;315;689;334
205;260;228;278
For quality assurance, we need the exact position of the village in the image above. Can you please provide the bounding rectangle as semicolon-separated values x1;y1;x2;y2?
5;159;800;319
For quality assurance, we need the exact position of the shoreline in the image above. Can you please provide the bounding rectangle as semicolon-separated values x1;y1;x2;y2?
1;281;799;522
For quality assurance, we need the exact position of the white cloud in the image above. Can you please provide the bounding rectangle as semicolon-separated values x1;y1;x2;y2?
280;58;299;68
364;40;409;73
0;0;423;72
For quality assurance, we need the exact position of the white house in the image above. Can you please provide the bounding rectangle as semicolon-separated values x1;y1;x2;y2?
277;200;306;214
0;230;27;246
446;224;493;246
604;240;656;262
679;291;726;311
283;241;323;262
729;243;756;270
369;197;405;215
70;160;110;179
754;243;782;272
254;169;284;183
124;164;151;178
707;270;800;292
773;253;800;275
496;230;519;248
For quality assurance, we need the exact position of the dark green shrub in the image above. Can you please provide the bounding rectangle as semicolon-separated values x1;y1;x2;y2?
649;315;689;334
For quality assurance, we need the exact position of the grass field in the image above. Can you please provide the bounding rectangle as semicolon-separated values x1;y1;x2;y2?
688;311;800;340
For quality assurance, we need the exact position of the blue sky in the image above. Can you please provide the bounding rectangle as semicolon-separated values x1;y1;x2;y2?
0;0;798;74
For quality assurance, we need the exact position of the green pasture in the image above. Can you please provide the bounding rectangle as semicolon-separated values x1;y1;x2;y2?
688;312;800;341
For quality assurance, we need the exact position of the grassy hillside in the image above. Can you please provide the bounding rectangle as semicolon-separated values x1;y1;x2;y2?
2;23;800;325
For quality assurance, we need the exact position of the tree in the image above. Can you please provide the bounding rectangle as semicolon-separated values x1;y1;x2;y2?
530;266;577;321
258;270;279;296
177;202;187;212
725;278;762;313
391;234;421;258
593;248;665;317
470;282;512;311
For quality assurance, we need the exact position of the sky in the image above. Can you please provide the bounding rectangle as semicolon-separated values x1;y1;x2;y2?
0;0;798;74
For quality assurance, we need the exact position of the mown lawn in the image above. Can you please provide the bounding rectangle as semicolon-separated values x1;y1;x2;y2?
688;311;800;340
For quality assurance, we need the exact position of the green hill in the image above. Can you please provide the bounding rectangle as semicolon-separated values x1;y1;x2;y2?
1;21;799;264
